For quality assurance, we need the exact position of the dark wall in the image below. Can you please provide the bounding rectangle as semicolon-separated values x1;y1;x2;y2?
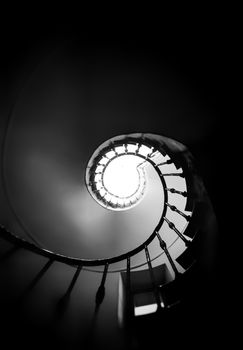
1;30;226;213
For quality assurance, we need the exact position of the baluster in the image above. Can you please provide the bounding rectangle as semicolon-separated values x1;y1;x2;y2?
155;231;180;278
146;147;154;159
65;265;82;297
135;143;142;155
56;265;82;317
95;263;109;311
17;258;54;304
156;159;173;167
126;257;133;320
161;172;184;177
166;202;191;221
86;265;109;348
112;147;119;156
149;149;159;159
165;188;187;197
163;217;191;246
144;246;162;311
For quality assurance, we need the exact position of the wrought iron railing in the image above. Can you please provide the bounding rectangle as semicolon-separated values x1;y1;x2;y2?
0;133;200;322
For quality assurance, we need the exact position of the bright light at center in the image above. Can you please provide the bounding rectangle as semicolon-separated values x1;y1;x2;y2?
103;155;144;198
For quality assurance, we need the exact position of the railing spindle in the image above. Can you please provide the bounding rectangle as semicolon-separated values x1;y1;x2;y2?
156;159;173;167
95;263;109;310
155;231;180;278
65;265;82;297
56;265;82;317
163;217;191;246
126;257;133;320
144;246;162;311
165;188;187;197
161;172;184;177
166;202;191;221
17;258;54;304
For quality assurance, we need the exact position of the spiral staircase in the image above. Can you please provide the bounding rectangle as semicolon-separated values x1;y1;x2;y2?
0;39;219;350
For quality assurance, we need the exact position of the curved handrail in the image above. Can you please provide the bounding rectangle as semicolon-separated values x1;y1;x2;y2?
1;134;194;269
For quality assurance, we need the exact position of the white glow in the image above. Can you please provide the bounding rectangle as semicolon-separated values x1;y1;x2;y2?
134;302;164;316
99;157;109;165
105;150;116;158
115;145;126;154
138;145;153;157
103;155;144;198
127;144;138;153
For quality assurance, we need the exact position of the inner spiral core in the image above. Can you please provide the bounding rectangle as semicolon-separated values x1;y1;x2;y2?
103;155;145;199
85;141;157;211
